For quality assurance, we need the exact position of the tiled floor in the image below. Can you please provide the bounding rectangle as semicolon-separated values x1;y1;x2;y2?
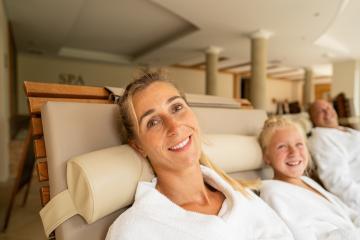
0;179;46;240
0;132;46;240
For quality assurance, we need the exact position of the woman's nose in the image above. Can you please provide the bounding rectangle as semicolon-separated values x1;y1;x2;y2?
164;116;180;136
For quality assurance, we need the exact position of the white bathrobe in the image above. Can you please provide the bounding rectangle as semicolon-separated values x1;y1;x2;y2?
106;166;295;240
308;127;360;212
260;176;360;240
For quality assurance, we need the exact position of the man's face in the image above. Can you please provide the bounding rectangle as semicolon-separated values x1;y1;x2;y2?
310;100;339;128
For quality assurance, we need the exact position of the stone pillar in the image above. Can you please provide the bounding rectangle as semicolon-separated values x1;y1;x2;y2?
303;68;314;109
250;30;271;110
205;46;222;95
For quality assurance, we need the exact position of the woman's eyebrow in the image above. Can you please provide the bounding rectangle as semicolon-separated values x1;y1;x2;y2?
139;109;155;125
138;96;183;125
167;95;182;104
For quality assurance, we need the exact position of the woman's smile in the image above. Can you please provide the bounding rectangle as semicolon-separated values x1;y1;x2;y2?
168;135;192;152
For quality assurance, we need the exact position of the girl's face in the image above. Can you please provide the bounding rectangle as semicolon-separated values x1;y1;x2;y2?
130;81;202;174
264;127;309;182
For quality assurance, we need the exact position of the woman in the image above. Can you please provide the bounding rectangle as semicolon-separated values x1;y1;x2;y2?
259;117;360;240
106;71;294;240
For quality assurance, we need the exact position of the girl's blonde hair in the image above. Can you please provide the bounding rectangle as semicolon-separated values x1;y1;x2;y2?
258;116;313;175
119;69;253;195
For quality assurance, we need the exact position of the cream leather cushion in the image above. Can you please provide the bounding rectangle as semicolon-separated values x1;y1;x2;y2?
203;134;263;173
67;145;154;222
40;134;262;237
40;145;154;237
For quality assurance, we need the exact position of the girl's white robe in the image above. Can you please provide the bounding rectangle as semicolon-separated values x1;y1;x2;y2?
260;176;360;240
106;166;295;240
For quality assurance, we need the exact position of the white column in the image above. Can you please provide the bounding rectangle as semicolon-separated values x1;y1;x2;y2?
250;30;272;110
205;46;222;95
303;68;314;109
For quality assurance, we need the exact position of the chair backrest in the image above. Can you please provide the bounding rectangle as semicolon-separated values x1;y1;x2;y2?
24;81;267;240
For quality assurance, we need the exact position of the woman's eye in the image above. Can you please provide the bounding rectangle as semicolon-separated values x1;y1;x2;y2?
296;142;304;147
172;103;183;113
147;118;160;129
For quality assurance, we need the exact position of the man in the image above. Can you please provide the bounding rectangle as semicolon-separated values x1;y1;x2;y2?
308;99;360;212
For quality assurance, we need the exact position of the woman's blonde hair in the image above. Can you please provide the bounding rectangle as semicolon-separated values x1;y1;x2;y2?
119;69;252;195
258;116;313;175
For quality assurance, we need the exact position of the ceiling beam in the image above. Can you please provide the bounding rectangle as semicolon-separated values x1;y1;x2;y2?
189;57;228;68
272;74;304;80
267;68;302;77
220;60;281;71
314;75;332;79
219;61;251;71
267;65;279;70
236;65;279;76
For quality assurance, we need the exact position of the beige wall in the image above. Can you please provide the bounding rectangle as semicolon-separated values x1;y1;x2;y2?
266;78;302;113
17;53;233;114
215;73;233;97
332;60;357;98
18;53;134;114
0;0;10;182
332;60;360;116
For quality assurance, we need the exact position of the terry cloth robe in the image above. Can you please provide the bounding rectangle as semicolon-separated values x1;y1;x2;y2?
260;176;360;240
308;127;360;212
106;165;295;240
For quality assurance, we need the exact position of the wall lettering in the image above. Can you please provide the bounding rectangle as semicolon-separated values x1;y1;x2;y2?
58;73;85;85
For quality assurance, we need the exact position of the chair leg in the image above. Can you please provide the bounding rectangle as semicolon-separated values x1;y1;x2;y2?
21;179;32;207
2;182;18;232
1;123;32;232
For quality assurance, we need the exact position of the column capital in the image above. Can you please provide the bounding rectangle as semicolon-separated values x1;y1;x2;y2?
250;29;273;39
205;46;223;55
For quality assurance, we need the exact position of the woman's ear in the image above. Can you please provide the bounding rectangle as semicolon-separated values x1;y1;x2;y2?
129;139;147;158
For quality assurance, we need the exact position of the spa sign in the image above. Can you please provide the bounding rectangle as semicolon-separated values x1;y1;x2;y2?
58;73;85;85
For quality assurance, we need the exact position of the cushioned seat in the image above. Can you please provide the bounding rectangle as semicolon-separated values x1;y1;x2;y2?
41;100;267;240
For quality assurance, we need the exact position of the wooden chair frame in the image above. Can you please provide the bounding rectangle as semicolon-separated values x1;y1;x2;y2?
24;81;113;238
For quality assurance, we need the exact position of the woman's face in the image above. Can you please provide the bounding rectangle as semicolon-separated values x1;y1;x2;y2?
264;127;308;181
130;81;202;173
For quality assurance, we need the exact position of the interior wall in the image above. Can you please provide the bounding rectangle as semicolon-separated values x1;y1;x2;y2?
17;53;233;114
332;60;360;116
17;53;132;114
0;0;10;182
332;60;356;98
166;67;205;94
215;73;233;97
266;78;301;113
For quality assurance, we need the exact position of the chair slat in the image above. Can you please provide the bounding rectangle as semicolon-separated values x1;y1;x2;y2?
36;161;49;182
34;138;46;159
28;97;111;115
40;186;50;206
24;81;109;99
31;117;43;137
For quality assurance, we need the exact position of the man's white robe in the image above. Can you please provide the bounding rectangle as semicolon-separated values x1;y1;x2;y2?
106;166;295;240
260;176;360;240
308;127;360;212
